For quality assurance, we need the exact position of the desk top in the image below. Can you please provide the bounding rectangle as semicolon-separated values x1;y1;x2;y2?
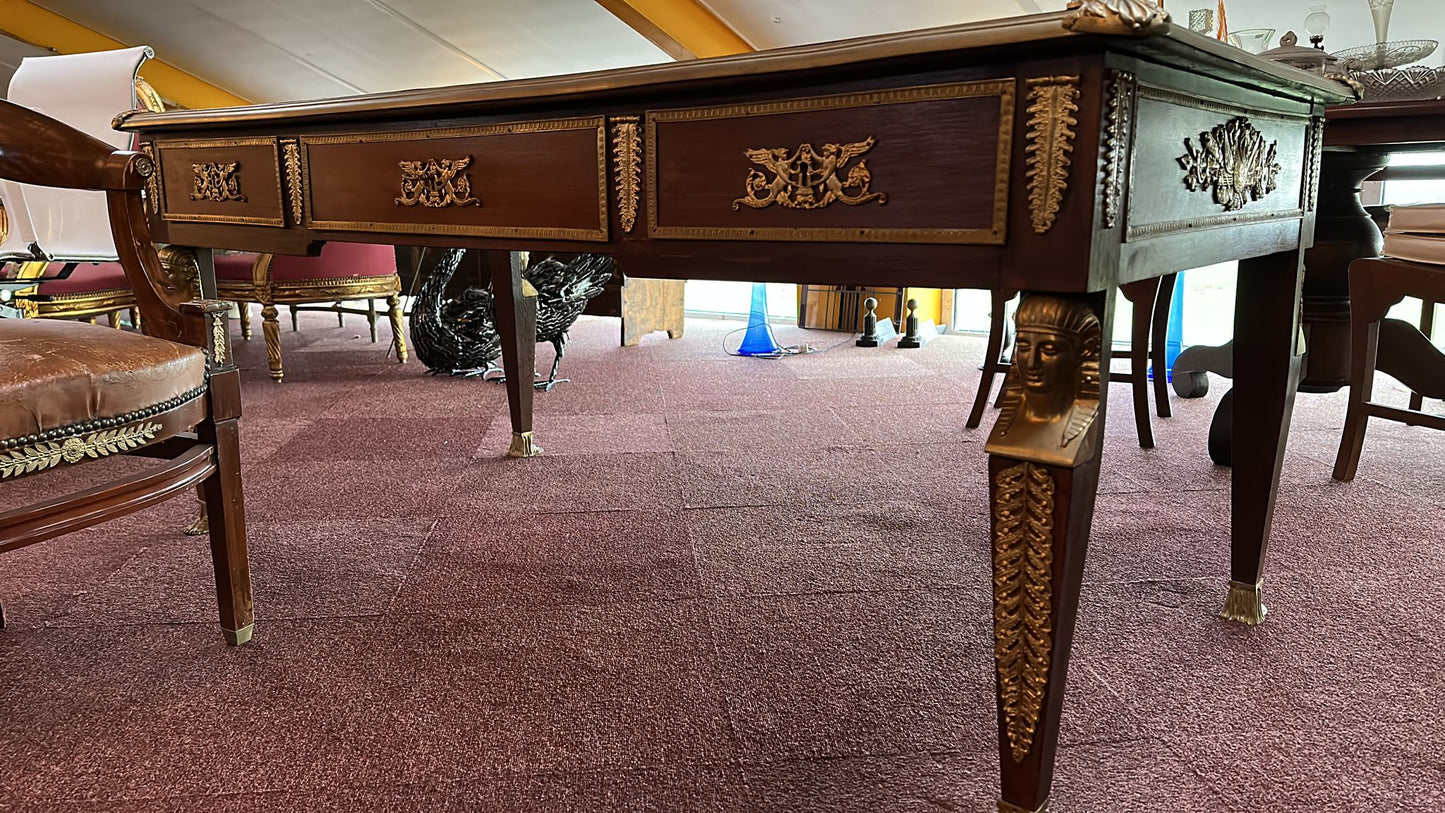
115;2;1352;295
118;6;1346;134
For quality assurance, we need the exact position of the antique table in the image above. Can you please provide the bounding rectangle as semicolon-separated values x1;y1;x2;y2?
117;4;1349;809
1172;98;1445;464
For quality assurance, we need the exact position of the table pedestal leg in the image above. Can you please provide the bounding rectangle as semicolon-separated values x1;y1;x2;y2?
489;250;540;457
1222;247;1306;625
985;291;1112;813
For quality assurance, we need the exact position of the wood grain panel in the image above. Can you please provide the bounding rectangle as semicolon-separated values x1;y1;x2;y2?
301;118;608;242
647;80;1015;244
156;138;285;228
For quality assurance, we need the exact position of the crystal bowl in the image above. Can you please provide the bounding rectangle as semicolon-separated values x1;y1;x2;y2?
1335;39;1439;70
1350;66;1445;101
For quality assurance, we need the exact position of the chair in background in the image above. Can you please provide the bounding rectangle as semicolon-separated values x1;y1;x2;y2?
1409;299;1437;412
0;97;253;645
968;274;1177;448
2;48;163;326
1332;258;1445;481
215;243;407;382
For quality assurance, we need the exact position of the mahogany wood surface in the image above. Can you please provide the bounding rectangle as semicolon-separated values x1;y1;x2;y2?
115;11;1351;808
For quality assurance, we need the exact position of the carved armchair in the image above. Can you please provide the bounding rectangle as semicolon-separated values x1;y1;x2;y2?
214;242;408;382
0;97;253;646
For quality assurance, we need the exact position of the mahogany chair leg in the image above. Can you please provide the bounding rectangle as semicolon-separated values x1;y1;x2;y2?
387;293;408;363
1128;284;1156;449
968;288;1011;429
367;298;379;343
335;304;344;328
261;303;284;382
183;483;209;536
196;369;253;646
1151;272;1177;418
1410;299;1435;412
1332;315;1379;482
237;302;252;340
290;304;299;331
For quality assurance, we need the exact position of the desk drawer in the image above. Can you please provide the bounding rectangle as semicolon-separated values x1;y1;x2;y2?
155;138;286;228
646;80;1015;244
299;118;608;241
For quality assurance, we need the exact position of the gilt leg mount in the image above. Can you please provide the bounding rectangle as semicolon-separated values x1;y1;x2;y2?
508;431;542;458
983;293;1109;813
1220;579;1267;626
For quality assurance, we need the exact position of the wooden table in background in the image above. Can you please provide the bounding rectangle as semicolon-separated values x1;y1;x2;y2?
118;4;1348;809
1173;98;1445;464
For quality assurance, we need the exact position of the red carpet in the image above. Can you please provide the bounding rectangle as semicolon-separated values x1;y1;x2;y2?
1;311;1442;812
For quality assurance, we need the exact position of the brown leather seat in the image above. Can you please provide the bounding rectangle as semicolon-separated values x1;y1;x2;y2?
0;318;207;443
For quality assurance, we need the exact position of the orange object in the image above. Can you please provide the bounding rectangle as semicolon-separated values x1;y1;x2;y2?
1217;0;1229;40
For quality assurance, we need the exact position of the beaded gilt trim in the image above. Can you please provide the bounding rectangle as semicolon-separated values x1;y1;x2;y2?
0;384;207;452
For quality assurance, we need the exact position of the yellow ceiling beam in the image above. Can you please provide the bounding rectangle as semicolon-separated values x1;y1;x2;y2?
596;0;752;60
0;0;249;108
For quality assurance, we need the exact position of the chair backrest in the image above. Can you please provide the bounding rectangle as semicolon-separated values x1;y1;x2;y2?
0;46;152;264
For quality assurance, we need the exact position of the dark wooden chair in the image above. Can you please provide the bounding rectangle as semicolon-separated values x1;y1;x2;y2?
1333;257;1445;481
968;274;1177;447
0;97;253;645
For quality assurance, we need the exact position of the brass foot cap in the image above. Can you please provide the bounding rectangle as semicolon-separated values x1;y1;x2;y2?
999;798;1048;813
183;512;209;537
1219;579;1268;626
508;431;543;458
224;624;254;646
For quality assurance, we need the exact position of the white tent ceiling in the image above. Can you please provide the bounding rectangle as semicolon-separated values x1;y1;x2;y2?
20;1;1445;106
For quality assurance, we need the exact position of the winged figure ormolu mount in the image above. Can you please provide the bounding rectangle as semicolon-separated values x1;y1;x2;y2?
410;249;614;390
732;137;887;210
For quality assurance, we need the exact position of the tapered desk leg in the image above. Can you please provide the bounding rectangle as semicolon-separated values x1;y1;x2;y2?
986;292;1112;813
1221;248;1306;625
489;250;540;457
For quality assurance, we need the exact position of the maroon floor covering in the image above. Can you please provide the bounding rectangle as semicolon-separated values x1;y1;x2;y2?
1;311;1442;812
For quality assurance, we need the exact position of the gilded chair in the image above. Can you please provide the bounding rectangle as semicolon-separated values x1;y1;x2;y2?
0;97;254;645
215;243;408;382
3;48;163;327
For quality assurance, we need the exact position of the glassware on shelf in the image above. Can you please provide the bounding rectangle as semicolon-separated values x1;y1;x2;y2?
1367;0;1394;45
1335;39;1438;70
1305;5;1331;48
1350;65;1445;100
1228;28;1277;54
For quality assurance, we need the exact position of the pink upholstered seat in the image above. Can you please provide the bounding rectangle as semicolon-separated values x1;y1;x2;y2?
34;262;129;295
269;243;397;280
216;242;407;382
214;253;259;282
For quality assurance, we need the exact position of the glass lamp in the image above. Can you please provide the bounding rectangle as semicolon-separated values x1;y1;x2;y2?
1305;5;1331;49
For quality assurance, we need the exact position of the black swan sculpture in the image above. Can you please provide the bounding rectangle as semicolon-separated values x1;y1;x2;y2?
410;249;614;389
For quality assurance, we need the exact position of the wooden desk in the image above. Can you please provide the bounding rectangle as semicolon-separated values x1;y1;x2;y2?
117;4;1348;809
